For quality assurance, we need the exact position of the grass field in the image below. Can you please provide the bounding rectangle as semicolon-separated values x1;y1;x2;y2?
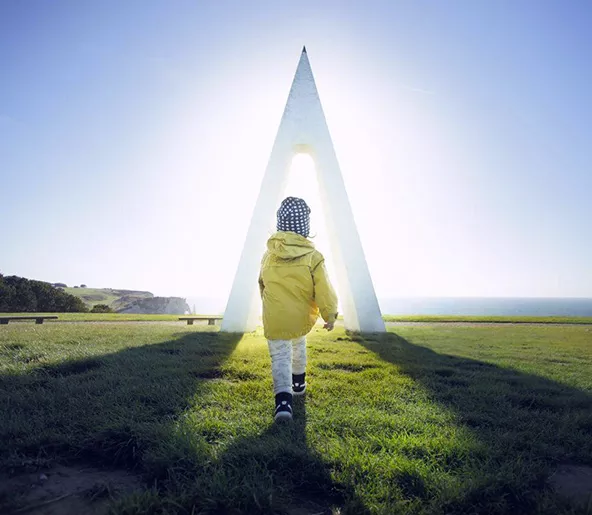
2;313;592;324
383;315;592;325
0;313;187;321
63;287;123;307
1;324;591;514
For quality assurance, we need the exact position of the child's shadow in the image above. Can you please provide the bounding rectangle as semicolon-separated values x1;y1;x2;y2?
190;396;365;515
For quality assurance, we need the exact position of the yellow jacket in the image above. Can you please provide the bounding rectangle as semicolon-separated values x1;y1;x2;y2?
259;231;338;340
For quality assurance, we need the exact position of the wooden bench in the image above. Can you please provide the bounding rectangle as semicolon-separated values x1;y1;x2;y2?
179;316;223;326
0;316;59;325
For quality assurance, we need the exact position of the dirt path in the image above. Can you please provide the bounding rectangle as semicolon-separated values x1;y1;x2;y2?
0;464;142;515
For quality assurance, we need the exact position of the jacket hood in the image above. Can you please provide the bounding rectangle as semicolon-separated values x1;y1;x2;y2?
267;231;315;260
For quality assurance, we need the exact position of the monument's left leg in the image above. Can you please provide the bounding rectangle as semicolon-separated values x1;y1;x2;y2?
221;146;293;333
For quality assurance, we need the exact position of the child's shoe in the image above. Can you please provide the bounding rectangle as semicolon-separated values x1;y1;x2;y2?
274;392;293;421
292;373;306;396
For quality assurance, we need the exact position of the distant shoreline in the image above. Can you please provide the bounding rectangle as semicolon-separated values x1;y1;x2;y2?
185;296;592;318
377;297;592;317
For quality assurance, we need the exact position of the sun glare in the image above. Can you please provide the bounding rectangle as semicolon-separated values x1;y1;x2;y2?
284;153;315;200
283;152;338;287
284;153;321;235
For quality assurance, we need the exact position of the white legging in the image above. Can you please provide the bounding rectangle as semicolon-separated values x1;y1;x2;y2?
267;336;307;394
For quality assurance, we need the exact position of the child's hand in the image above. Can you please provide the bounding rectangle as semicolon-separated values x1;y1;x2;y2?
323;321;335;331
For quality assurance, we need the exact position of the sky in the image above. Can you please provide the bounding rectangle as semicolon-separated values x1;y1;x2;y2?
1;0;591;305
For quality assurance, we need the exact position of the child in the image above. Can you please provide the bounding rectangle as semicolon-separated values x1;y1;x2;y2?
259;196;338;421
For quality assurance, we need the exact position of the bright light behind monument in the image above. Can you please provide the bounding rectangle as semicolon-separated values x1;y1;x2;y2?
284;153;324;242
284;152;338;303
221;48;385;333
285;153;316;201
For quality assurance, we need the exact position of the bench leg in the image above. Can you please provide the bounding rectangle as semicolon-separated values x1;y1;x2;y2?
187;319;194;325
36;318;44;324
0;320;8;325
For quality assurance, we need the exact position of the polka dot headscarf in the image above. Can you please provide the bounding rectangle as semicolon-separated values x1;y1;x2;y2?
277;197;311;238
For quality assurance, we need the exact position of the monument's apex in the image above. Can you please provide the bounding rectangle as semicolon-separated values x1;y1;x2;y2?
221;46;385;333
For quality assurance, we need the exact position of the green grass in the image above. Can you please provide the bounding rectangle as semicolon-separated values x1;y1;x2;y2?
2;312;592;324
64;287;122;307
0;313;195;321
1;324;591;514
384;315;592;324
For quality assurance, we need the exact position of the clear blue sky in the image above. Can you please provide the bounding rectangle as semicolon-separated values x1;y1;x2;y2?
1;0;591;300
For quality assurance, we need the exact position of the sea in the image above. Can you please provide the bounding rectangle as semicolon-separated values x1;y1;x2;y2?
377;298;592;317
187;296;592;317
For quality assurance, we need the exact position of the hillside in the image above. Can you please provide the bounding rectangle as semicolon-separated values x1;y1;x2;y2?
118;296;190;314
64;287;190;314
0;274;87;312
63;288;153;309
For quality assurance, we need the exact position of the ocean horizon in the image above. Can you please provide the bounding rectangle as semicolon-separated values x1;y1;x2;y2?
186;296;592;317
377;297;592;317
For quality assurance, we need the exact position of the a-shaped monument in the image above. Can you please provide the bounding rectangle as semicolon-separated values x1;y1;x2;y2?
221;47;385;333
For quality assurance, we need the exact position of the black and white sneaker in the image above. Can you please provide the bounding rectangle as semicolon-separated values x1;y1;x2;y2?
292;373;306;396
274;392;293;421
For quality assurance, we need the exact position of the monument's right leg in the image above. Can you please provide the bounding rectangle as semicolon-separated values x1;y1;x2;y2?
313;145;385;333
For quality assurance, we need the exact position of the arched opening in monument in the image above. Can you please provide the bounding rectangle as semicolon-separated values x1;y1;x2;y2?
282;152;340;313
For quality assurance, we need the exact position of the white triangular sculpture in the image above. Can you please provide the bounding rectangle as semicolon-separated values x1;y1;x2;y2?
221;47;385;333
